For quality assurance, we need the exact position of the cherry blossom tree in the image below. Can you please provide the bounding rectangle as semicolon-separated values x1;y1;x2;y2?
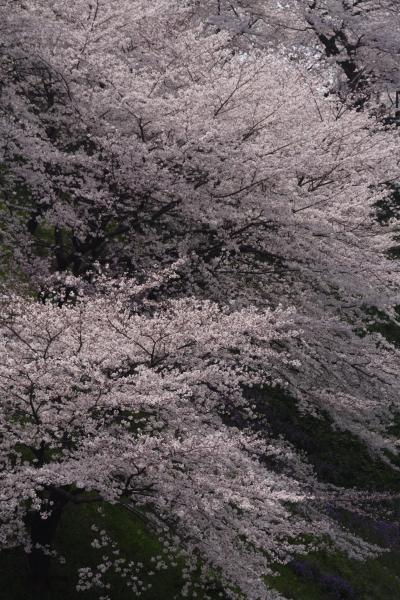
302;1;400;103
1;274;380;599
196;1;400;107
2;0;400;441
1;1;400;598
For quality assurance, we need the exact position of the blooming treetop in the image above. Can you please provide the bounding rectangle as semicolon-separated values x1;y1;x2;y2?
1;0;400;451
199;1;400;104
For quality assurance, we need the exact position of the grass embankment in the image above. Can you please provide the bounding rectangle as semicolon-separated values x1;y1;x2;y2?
261;390;400;600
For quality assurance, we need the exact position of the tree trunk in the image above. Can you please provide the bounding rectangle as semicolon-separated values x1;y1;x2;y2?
25;500;66;593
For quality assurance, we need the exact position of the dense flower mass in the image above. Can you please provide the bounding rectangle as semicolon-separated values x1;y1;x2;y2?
0;279;385;599
1;1;400;599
